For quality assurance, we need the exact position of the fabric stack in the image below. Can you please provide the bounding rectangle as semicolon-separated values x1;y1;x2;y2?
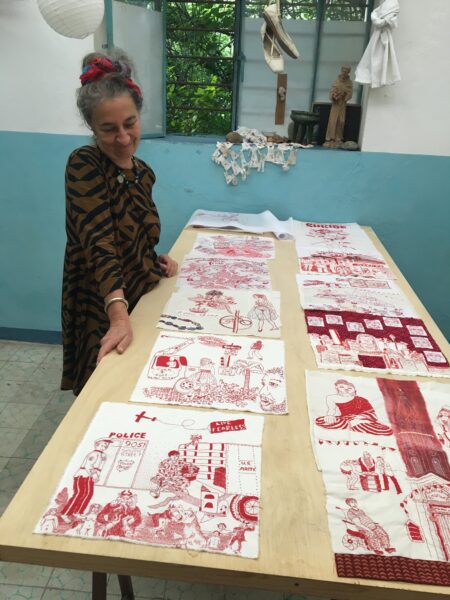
293;220;450;586
35;230;288;559
293;220;450;378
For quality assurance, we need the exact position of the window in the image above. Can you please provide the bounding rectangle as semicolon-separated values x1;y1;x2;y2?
166;1;241;135
111;0;373;136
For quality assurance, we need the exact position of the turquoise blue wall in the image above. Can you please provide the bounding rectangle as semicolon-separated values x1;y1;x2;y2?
0;131;449;341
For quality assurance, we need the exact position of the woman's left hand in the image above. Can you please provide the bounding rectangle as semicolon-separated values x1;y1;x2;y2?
158;254;178;277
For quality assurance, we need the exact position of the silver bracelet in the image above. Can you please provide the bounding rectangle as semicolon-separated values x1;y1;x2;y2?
104;297;129;314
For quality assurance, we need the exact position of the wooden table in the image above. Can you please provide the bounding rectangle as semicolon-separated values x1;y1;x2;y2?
1;227;449;600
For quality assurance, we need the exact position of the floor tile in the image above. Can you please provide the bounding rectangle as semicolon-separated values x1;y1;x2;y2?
165;580;225;600
0;403;45;429
0;562;52;587
0;342;20;360
225;587;283;600
0;584;44;599
0;428;29;458
31;405;68;434
13;428;52;460
0;400;8;414
47;569;91;593
0;457;9;470
108;574;166;598
47;390;75;411
0;362;39;382
0;494;13;516
0;458;35;503
0;381;59;405
31;364;62;385
42;346;63;367
42;590;91;600
10;345;51;364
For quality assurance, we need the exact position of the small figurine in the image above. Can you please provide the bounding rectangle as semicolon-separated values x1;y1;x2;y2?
323;65;353;148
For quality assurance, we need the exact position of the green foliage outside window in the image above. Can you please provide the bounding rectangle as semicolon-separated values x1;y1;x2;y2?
116;0;369;135
166;1;236;135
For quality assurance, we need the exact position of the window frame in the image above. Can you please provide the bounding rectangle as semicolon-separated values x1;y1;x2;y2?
107;0;375;137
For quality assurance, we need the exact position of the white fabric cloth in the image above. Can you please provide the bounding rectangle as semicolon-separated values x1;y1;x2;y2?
355;0;401;88
292;220;382;258
296;274;418;318
306;371;450;572
185;209;295;240
158;288;281;339
35;402;264;558
130;332;287;414
178;257;272;290
188;234;275;260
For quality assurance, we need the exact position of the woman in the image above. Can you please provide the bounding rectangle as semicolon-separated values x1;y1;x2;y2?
62;51;177;395
247;293;279;332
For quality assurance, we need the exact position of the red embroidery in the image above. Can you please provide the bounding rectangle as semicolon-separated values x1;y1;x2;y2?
305;309;450;375
210;419;246;433
335;553;450;586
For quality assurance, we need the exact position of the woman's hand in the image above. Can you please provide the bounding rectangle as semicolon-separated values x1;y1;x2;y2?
97;297;133;365
158;254;178;277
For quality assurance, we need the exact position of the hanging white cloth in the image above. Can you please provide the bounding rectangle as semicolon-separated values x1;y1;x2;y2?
355;0;401;88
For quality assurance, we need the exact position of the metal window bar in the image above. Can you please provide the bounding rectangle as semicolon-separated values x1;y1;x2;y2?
165;0;241;134
167;27;235;33
308;0;372;108
167;55;234;60
168;106;232;111
167;82;233;87
165;0;372;134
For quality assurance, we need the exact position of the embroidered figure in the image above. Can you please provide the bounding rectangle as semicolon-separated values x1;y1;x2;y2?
341;498;396;555
315;379;393;435
340;450;401;494
247;294;279;332
96;490;142;538
60;437;114;523
149;450;199;499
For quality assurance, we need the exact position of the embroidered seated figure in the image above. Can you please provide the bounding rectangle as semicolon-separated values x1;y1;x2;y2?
315;379;393;435
149;450;199;498
344;498;395;555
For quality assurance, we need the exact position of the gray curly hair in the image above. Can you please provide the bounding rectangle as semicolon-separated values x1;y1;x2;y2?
77;48;143;127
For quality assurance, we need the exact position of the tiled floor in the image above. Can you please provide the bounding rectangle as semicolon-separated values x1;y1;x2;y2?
0;340;327;600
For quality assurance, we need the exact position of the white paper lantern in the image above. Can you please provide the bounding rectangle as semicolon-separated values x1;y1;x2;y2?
37;0;105;39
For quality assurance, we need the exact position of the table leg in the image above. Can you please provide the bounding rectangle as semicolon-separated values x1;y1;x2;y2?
92;572;107;600
117;574;135;599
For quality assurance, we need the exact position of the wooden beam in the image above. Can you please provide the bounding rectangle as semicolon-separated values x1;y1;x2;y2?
275;73;287;125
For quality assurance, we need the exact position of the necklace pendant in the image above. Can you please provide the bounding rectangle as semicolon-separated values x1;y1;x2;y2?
117;173;125;184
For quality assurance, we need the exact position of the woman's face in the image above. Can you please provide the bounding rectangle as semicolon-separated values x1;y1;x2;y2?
91;93;141;168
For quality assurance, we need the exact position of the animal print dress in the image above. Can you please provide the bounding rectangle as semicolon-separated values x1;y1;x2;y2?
61;145;162;394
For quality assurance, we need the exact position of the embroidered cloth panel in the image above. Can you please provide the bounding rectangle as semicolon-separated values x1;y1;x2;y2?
130;332;287;414
297;250;395;280
178;257;272;290
297;274;418;317
188;234;276;260
158;289;281;339
306;371;450;586
304;309;450;378
35;402;264;558
185;209;294;240
293;221;382;258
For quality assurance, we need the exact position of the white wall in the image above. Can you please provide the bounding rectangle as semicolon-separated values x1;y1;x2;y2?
112;1;164;135
361;0;450;156
0;0;163;136
0;0;95;135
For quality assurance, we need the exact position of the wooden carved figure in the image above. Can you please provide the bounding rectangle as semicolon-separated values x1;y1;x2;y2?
324;65;353;148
